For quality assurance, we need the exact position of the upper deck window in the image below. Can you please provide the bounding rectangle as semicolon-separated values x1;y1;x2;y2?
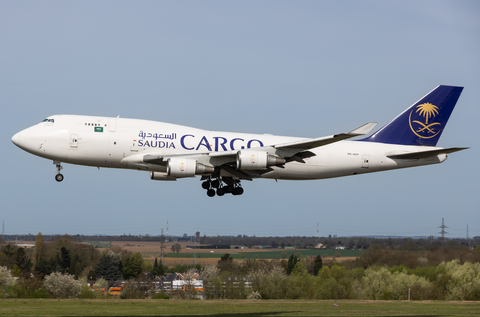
42;119;54;123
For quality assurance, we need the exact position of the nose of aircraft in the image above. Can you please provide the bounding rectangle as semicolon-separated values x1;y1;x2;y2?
11;129;35;152
11;132;21;147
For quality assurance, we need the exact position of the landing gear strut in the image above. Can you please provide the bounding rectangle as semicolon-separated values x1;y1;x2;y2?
54;161;64;182
201;177;244;197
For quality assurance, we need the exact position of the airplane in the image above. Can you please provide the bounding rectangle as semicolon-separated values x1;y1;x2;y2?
11;85;467;197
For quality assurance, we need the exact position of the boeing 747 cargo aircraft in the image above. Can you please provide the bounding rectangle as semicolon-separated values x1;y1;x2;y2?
12;85;467;197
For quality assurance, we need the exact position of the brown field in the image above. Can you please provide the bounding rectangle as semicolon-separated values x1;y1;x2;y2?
111;241;278;254
14;240;358;266
110;241;258;265
110;241;357;265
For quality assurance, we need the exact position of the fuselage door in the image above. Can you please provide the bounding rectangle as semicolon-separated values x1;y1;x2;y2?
108;119;116;132
362;155;370;168
70;134;78;148
131;140;138;152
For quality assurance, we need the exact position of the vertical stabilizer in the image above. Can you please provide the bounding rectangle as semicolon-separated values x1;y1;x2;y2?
360;85;463;146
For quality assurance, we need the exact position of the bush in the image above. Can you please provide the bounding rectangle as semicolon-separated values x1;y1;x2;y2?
93;277;108;297
445;260;480;300
314;265;354;299
120;279;155;299
0;266;15;297
79;284;96;299
11;273;48;298
355;266;433;300
247;291;262;300
151;291;170;299
43;272;81;298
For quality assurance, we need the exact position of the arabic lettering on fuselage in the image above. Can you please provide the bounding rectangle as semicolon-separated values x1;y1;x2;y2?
138;131;177;140
137;131;264;151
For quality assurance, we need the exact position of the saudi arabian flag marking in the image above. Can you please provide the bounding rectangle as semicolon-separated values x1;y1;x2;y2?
94;127;104;132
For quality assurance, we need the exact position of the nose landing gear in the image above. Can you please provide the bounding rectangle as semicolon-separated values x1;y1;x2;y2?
54;161;64;182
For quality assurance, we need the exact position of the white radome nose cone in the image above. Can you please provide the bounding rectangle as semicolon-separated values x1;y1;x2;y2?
11;132;21;147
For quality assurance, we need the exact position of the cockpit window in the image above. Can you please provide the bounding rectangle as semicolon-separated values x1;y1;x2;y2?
42;119;54;123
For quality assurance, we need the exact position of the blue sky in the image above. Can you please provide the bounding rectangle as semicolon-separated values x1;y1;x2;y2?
1;1;479;238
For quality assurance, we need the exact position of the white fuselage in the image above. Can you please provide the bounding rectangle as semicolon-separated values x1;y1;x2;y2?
12;115;446;181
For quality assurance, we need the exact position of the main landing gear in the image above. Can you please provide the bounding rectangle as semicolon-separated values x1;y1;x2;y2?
202;177;244;197
54;161;64;182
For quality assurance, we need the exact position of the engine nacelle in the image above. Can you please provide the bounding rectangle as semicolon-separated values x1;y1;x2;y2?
150;172;177;181
167;158;197;177
166;158;215;177
236;150;286;170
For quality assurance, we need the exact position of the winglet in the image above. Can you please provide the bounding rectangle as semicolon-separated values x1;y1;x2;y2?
347;122;377;136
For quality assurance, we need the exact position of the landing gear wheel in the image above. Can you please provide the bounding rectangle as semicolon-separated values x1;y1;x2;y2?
211;179;220;188
207;189;216;197
201;181;210;190
217;187;225;196
53;161;64;182
233;187;244;195
226;185;234;193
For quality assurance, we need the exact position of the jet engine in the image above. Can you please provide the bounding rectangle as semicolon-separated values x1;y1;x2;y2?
236;150;286;170
167;157;215;177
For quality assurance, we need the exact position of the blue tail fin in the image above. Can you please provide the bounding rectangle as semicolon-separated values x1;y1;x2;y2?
360;85;463;146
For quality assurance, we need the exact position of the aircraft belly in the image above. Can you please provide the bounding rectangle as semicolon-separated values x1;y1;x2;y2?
263;153;361;180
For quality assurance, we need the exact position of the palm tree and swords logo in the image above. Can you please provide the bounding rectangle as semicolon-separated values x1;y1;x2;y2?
408;102;441;139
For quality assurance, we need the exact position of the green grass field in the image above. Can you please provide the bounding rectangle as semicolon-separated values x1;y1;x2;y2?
85;241;113;248
165;249;362;259
0;299;478;316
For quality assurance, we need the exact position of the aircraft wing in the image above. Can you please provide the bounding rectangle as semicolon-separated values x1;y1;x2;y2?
141;122;377;179
143;122;377;166
272;122;377;156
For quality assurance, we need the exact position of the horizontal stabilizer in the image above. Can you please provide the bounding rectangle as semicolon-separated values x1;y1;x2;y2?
387;147;468;159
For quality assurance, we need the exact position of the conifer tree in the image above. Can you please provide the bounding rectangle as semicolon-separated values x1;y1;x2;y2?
60;247;71;272
32;232;45;268
155;259;165;277
286;254;299;275
313;255;323;276
95;254;122;280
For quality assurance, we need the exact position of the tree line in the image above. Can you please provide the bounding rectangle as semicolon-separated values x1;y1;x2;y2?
200;246;480;301
5;233;478;250
0;234;479;300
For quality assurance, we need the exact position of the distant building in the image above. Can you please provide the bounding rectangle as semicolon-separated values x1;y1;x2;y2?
315;243;326;249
